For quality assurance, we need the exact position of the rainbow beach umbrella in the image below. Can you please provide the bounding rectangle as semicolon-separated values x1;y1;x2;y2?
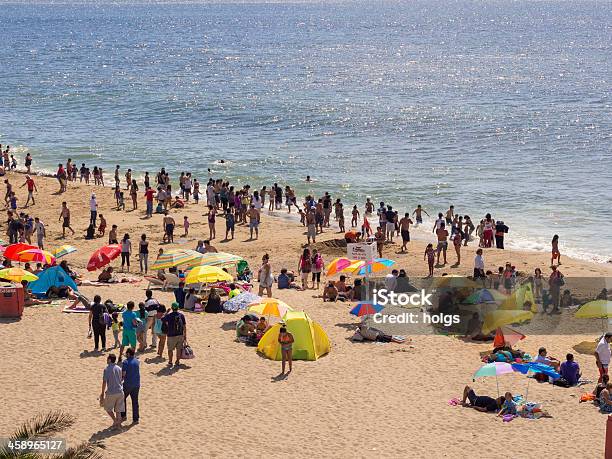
52;244;77;258
326;257;357;276
16;248;56;265
344;258;396;276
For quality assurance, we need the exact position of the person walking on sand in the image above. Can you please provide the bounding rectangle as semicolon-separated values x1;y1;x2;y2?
58;201;75;237
119;302;138;362
258;254;273;297
452;229;462;267
88;295;107;352
424;243;435;277
130;179;138;210
120;347;140;425
596;333;612;383
100;353;125;430
20;175;37;207
89;193;98;226
248;204;259;240
548;265;564;314
278;326;294;375
298;248;312;290
161;302;186;367
551;234;561;266
120;233;131;272
162;212;175;243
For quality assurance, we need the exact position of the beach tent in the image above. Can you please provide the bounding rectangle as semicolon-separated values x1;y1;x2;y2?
28;266;78;297
499;282;536;313
257;311;330;361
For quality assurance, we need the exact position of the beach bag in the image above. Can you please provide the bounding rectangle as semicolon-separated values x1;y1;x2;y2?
181;343;195;360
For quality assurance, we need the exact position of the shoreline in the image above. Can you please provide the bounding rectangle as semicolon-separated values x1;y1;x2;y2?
8;151;611;266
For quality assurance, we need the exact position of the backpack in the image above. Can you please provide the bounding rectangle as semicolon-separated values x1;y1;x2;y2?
173;313;184;335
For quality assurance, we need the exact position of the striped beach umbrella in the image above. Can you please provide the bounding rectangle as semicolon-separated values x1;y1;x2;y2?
349;302;384;317
183;251;245;269
325;257;356;276
16;248;56;265
150;249;202;271
343;258;396;276
52;244;77;258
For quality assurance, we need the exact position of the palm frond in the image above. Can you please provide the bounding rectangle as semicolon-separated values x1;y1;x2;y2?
52;441;105;459
12;411;75;441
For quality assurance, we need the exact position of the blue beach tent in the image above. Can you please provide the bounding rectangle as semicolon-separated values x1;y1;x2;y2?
29;266;78;297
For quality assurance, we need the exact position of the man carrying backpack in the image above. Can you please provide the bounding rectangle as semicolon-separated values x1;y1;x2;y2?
162;302;187;367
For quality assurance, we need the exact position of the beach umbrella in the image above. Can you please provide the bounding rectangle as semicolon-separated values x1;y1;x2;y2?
150;249;202;271
3;243;38;262
473;362;515;397
183;251;245;269
350;302;384;317
493;326;526;348
184;265;233;285
463;289;507;305
482;310;534;335
512;362;561;403
52;244;77;258
248;298;293;318
575;300;612;333
0;267;38;283
344;258;396;275
433;275;480;289
16;248;56;265
325;257;356;276
87;244;121;271
223;292;261;313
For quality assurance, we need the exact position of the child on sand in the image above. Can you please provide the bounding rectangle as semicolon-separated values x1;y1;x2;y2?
424;243;435;277
111;312;121;348
183;216;190;237
98;214;107;236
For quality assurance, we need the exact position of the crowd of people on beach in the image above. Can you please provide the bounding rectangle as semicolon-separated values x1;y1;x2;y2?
2;147;601;432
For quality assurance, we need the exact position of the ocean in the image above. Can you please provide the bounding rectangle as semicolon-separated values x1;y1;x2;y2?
0;1;611;262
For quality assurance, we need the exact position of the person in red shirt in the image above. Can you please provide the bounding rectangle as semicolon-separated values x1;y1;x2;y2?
56;163;67;193
20;175;37;207
144;187;155;218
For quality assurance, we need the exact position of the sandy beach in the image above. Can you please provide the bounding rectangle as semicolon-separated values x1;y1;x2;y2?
1;171;612;458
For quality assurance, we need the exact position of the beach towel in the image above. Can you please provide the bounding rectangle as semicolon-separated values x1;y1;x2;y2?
448;398;461;406
63;306;89;313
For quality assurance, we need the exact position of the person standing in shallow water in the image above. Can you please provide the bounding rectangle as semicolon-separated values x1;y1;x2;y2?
551;234;561;266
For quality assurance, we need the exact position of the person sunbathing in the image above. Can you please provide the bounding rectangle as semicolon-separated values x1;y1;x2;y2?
354;323;404;343
462;385;503;413
20;281;52;306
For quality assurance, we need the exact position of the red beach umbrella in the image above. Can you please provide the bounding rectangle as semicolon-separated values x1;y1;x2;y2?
3;243;38;261
87;244;121;271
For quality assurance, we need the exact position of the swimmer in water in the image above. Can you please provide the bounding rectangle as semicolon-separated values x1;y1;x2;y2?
306;175;311;182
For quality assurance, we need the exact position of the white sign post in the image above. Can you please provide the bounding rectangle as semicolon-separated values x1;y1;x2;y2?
347;242;376;304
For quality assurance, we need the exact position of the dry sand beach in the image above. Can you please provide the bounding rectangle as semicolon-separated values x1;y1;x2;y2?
1;172;612;458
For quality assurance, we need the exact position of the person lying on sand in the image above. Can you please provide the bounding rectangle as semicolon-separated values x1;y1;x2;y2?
462;385;503;413
20;280;52;306
354;323;405;343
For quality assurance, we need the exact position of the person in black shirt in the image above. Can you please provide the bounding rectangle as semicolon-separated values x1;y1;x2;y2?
88;295;107;351
462;385;503;412
495;221;509;249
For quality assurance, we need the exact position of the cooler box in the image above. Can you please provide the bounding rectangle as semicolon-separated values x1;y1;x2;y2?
0;282;25;318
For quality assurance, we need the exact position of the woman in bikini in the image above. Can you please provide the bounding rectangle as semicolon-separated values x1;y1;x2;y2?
278;326;294;375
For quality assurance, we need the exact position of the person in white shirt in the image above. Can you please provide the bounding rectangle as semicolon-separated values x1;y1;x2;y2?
473;248;485;279
432;213;445;233
34;217;46;249
90;193;98;226
384;270;399;292
596;333;612;383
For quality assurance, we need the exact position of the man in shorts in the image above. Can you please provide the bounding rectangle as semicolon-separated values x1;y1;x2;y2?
248;205;260;240
20;175;37;207
306;208;316;244
412;204;429;224
119;302;138;361
100;353;125;429
162;302;187;367
385;206;396;243
58;201;75;237
398;213;413;252
436;222;449;266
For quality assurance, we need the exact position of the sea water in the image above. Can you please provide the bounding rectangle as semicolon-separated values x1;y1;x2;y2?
0;0;610;262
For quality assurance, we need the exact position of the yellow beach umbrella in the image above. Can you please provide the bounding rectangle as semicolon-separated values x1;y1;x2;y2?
482;309;533;335
575;300;612;319
433;275;480;289
0;267;39;283
184;265;233;285
248;298;293;318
